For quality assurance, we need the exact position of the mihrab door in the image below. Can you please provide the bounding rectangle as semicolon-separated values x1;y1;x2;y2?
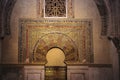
45;66;67;80
45;48;67;80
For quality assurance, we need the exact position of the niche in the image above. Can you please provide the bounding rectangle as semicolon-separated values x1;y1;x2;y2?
46;48;66;66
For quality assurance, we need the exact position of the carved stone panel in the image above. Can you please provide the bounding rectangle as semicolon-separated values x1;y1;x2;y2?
24;66;44;80
67;66;89;80
19;19;93;64
44;0;66;17
37;0;74;18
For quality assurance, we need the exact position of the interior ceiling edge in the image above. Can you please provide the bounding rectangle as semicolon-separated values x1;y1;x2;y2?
18;19;94;65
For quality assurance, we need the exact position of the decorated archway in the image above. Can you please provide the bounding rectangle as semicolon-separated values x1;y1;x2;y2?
32;33;79;64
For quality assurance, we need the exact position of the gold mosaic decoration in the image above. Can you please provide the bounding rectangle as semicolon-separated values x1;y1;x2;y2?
19;19;93;64
33;33;78;64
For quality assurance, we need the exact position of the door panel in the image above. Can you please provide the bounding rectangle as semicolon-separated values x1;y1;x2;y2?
45;66;67;80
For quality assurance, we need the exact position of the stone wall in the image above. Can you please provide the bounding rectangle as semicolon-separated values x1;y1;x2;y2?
2;0;37;63
110;41;119;80
68;66;113;80
2;0;111;64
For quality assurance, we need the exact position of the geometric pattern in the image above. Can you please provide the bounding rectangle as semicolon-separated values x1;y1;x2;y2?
33;33;78;64
44;0;66;17
37;0;74;18
19;19;93;64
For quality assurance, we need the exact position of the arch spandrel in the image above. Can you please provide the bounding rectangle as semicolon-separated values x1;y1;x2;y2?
33;33;79;64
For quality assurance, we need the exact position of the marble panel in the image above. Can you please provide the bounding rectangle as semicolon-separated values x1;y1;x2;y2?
67;66;89;80
24;66;44;80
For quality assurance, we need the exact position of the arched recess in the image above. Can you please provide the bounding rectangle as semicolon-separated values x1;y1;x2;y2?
32;33;79;64
46;48;66;66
